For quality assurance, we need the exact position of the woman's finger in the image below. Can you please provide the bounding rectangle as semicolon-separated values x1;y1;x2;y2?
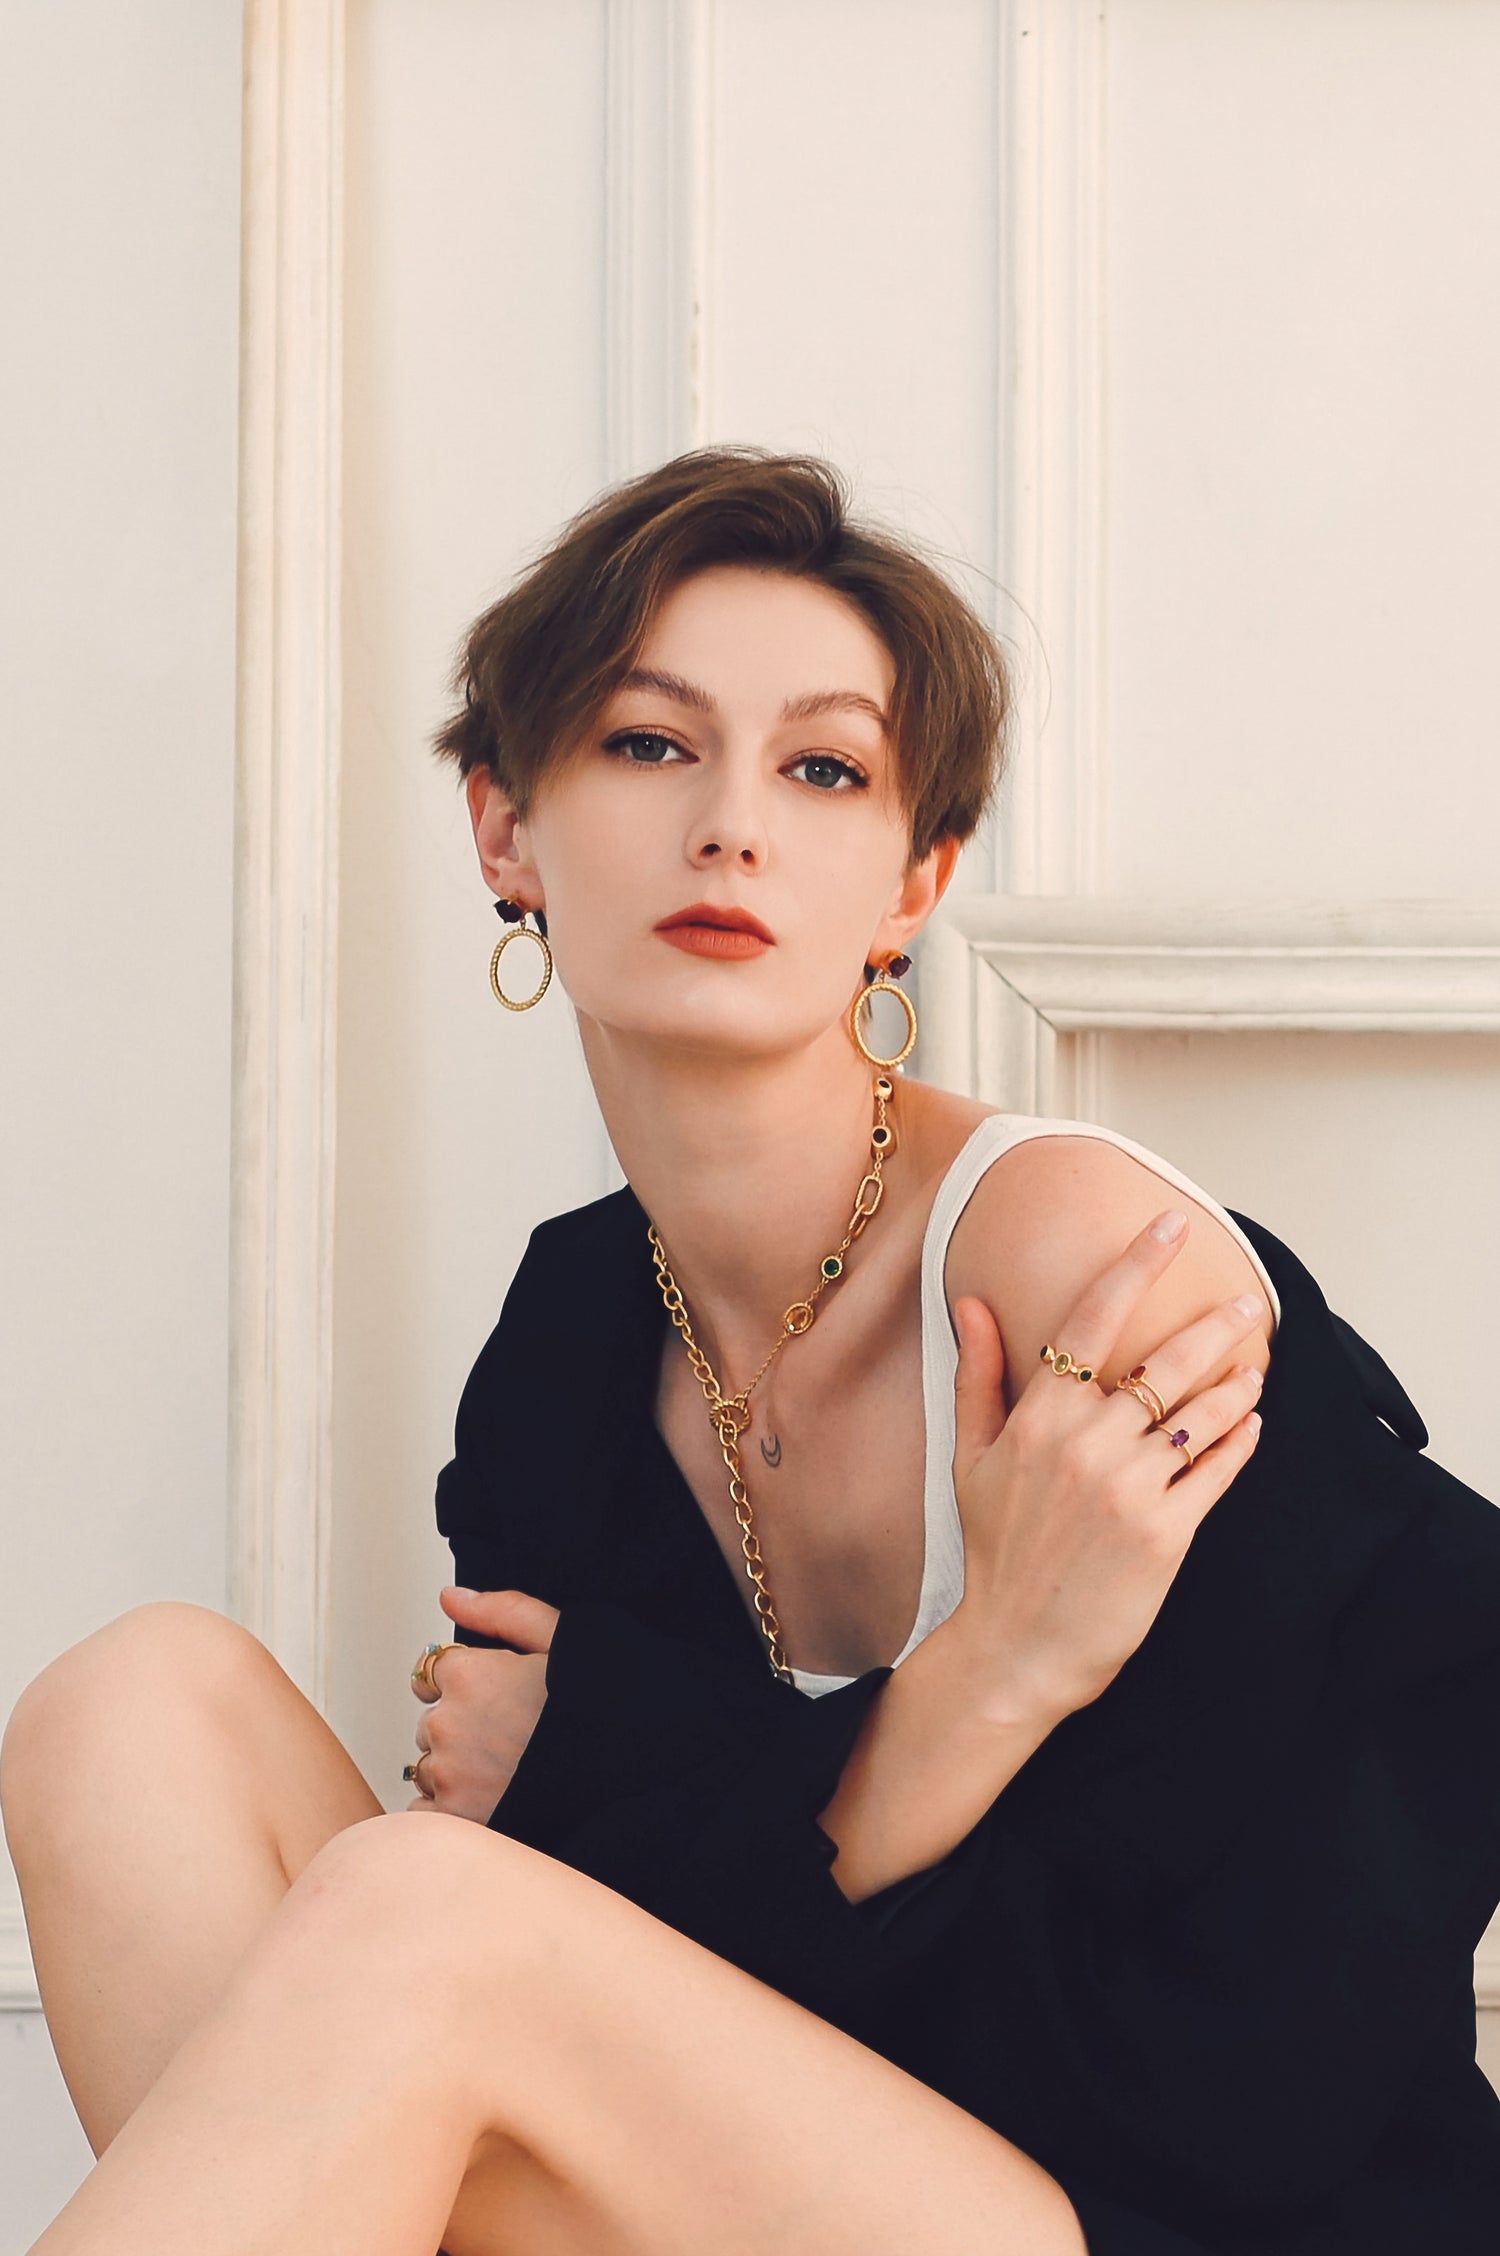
1162;1404;1264;1531
440;1585;559;1654
1036;1207;1192;1384
1146;1363;1265;1468
1104;1291;1269;1425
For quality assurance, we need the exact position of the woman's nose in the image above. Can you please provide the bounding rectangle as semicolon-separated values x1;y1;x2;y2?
685;775;768;869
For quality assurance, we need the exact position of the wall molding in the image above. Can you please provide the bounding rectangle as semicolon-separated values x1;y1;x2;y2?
992;0;1108;897
597;0;713;1198
0;1904;37;2014
603;0;714;477
228;0;346;1707
921;896;1500;1115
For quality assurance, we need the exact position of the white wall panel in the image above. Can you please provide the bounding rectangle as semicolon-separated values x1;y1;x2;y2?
0;0;244;2231
708;0;1002;646
1103;0;1500;897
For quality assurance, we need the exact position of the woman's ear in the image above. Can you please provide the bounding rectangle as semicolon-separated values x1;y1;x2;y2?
465;767;544;912
870;833;963;960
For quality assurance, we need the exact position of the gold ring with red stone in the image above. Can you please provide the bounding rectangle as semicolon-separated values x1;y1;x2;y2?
1113;1365;1168;1422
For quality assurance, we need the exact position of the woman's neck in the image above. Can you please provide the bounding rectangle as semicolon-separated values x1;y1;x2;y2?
577;1018;895;1388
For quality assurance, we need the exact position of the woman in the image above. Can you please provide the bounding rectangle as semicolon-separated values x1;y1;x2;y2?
4;448;1498;2255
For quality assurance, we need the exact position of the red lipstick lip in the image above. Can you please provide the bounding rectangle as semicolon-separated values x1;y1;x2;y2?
654;903;775;944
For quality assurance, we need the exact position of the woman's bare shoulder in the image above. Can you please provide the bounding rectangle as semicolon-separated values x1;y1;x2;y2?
941;1116;1274;1404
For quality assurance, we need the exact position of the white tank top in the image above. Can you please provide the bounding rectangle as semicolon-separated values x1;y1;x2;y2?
786;1113;1283;1699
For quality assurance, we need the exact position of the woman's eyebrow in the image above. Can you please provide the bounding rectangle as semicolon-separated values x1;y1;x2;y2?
618;667;716;711
783;687;889;730
618;668;888;730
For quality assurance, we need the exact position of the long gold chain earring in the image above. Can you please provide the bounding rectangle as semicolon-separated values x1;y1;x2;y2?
847;950;916;1070
489;899;553;1011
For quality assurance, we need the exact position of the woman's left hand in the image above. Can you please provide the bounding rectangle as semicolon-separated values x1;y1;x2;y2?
405;1586;558;1821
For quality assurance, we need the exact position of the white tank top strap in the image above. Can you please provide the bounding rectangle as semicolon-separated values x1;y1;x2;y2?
786;1111;1280;1699
925;1113;1282;1337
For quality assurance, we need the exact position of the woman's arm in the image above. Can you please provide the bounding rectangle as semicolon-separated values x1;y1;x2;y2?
816;1167;1269;1902
813;1606;1063;1902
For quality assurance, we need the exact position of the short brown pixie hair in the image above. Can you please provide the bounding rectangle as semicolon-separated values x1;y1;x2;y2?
433;446;1010;861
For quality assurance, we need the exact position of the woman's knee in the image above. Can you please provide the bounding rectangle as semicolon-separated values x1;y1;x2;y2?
288;1812;563;1986
296;1807;513;1911
1;1601;276;1826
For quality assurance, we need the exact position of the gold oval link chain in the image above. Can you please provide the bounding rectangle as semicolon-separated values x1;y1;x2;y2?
647;1071;896;1683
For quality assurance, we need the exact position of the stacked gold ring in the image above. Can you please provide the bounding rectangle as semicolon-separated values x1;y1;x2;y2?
1113;1363;1168;1423
410;1642;458;1697
1112;1364;1195;1470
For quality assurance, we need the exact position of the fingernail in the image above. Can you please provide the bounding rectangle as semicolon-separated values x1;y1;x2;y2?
1233;1292;1265;1320
1150;1210;1187;1241
1247;1411;1262;1436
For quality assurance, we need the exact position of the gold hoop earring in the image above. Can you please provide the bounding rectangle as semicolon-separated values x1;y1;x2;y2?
489;900;553;1011
848;952;917;1070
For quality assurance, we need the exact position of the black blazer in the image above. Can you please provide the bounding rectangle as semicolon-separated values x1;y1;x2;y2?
436;1184;1500;2255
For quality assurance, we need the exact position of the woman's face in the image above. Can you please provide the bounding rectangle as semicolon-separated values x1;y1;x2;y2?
468;563;956;1063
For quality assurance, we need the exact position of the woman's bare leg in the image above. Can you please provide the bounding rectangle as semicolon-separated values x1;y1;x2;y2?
0;1600;383;2148
21;1809;1088;2256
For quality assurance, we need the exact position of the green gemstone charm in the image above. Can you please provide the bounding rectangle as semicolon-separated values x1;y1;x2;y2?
821;1254;844;1280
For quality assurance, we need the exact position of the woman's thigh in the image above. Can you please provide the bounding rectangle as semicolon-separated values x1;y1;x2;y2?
0;1599;382;2147
423;1827;1089;2256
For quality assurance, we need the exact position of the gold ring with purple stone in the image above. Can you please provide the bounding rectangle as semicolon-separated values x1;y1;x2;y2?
1155;1422;1195;1470
1039;1343;1096;1384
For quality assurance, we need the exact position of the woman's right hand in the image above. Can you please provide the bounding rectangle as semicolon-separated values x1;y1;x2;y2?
947;1209;1267;1727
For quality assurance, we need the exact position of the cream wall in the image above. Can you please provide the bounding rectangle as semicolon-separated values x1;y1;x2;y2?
3;0;1498;2240
0;1;245;2239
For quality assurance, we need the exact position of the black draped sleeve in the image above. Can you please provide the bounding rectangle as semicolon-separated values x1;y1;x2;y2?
489;1597;991;2002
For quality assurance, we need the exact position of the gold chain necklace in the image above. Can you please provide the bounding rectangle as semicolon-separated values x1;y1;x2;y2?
647;1070;896;1683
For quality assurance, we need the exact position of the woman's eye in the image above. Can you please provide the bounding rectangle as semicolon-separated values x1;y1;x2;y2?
786;753;867;792
604;729;691;766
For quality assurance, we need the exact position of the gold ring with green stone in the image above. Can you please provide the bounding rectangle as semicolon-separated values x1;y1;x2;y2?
1039;1342;1096;1385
